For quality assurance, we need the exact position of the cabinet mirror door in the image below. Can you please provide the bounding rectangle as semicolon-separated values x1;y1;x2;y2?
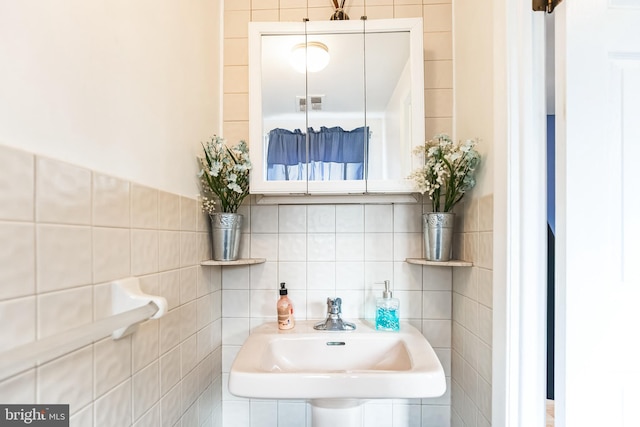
249;19;424;196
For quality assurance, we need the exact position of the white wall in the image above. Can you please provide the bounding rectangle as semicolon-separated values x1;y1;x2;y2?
453;0;494;198
0;0;221;196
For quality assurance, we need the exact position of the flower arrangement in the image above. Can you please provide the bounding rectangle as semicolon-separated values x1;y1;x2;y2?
198;135;252;214
409;134;481;212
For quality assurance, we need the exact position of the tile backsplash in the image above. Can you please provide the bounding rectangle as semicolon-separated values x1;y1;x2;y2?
0;141;493;427
0;144;222;427
221;200;455;427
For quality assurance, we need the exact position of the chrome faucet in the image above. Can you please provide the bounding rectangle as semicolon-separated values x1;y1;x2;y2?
313;297;356;331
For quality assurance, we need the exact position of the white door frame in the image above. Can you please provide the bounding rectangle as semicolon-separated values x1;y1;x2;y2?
492;1;548;426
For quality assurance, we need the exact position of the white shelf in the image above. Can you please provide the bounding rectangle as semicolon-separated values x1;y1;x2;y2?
200;258;266;266
405;258;473;267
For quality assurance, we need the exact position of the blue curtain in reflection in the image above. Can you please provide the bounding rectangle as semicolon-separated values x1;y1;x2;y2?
267;126;368;181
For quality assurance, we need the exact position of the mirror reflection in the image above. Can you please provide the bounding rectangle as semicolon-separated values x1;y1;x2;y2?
250;19;423;195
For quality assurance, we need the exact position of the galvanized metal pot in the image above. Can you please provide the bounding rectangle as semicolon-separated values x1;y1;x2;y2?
423;212;455;261
210;213;243;261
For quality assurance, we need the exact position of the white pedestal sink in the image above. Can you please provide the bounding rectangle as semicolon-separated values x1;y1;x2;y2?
229;320;446;427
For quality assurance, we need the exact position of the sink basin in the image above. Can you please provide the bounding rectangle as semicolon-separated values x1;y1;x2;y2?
229;320;446;400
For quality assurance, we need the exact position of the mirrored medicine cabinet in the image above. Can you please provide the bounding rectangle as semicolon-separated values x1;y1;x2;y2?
248;18;425;198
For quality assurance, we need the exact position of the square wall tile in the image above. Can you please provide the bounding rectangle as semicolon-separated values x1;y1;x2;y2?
131;184;158;229
479;194;493;232
94;336;132;398
249;261;278;290
393;232;422;261
133;361;159;421
392;262;422;291
477;268;493;308
364;233;392;261
422;319;452;348
131;229;159;276
277;262;306;290
222;318;250;346
278;234;306;261
423;265;452;291
363;261;393;290
250;233;278;261
38;346;93;413
425;88;453;118
221;290;249;318
159;309;181;354
364;205;393;232
181;335;198;377
0;222;35;299
424;32;453;61
224;10;250;38
37;224;92;292
335;261;364;291
161;383;182;427
180;196;197;232
335;205;364;232
0;145;34;221
180;301;197;340
307;233;335;261
158;231;180;272
70;403;93;426
307;262;336;290
132;319;159;373
160;346;181;395
224;38;248;66
251;205;278;233
396;290;423;319
159;270;181;310
307;205;335;232
36;157;91;225
0;296;35;352
425;60;454;90
180;266;198;304
423;290;452;319
0;370;35;403
158;191;180;231
278;205;306;233
92;227;130;283
393;204;422;233
180;232;197;267
92;173;130;227
94;379;132;427
222;265;250;290
423;4;452;32
335;233;364;261
37;285;92;339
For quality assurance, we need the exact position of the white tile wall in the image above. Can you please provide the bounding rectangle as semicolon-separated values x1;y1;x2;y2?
0;145;222;427
451;195;493;427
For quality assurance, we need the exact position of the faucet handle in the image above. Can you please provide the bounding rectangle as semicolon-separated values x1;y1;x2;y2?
326;297;342;314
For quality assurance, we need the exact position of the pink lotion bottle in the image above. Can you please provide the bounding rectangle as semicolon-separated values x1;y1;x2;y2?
277;282;295;330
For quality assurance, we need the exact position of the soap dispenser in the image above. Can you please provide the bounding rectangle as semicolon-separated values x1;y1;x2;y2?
375;280;400;331
277;282;295;330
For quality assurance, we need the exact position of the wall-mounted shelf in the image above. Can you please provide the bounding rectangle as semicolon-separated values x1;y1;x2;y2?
201;258;266;266
405;258;473;267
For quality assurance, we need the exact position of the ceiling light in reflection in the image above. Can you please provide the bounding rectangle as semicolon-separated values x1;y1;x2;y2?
290;42;330;73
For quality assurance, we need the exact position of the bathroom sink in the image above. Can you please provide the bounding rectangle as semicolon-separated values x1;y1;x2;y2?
228;320;446;400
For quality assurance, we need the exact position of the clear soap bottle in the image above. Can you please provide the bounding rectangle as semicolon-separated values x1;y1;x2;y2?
277;282;295;330
375;280;400;331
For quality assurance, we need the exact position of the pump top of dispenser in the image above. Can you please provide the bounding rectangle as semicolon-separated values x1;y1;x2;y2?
382;280;392;298
279;282;288;296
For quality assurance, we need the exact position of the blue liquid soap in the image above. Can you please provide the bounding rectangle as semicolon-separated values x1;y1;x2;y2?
375;280;400;331
376;306;400;331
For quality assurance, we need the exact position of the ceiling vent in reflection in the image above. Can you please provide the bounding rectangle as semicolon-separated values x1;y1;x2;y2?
297;95;324;112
